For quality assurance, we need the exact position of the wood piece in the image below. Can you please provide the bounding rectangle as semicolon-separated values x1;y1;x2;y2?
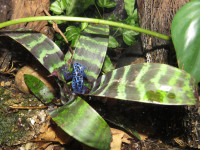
137;0;190;63
0;0;54;39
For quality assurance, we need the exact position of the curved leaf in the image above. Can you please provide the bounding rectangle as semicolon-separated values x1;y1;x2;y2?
122;29;138;46
1;30;67;78
49;97;111;150
50;0;95;16
171;0;200;82
108;35;119;48
124;0;135;16
89;63;198;105
97;0;117;8
102;55;115;74
24;74;55;104
50;1;64;15
72;24;109;83
65;26;81;47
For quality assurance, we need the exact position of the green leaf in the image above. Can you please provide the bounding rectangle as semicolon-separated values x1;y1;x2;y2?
24;74;55;104
65;0;95;16
102;55;115;73
60;0;67;10
122;29;138;46
97;0;117;8
171;0;200;82
108;36;119;48
124;0;135;16
125;9;139;25
2;30;68;81
65;26;81;47
126;16;136;25
49;97;111;150
72;24;110;83
50;0;95;16
50;0;64;15
89;63;198;105
81;22;88;30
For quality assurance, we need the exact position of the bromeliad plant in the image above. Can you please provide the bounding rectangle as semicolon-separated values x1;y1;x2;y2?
0;0;200;149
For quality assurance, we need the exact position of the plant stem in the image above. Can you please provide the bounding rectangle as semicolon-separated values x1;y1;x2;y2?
0;16;171;40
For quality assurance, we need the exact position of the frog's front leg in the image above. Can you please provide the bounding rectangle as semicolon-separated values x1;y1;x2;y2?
62;67;72;80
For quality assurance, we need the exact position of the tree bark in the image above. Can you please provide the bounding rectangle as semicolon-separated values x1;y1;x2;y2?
0;0;54;39
137;0;190;63
137;1;200;148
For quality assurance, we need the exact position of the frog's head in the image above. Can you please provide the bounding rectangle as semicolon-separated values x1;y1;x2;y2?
74;62;85;71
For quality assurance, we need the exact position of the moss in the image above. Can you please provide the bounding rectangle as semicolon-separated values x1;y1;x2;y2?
0;86;44;146
0;107;28;146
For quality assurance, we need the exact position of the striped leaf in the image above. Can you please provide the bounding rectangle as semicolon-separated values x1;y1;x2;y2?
71;24;109;83
24;74;55;104
89;63;198;105
2;30;67;79
49;97;111;150
2;30;69;103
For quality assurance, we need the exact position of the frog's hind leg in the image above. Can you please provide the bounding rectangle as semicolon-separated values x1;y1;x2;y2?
62;67;72;80
81;85;87;94
83;72;87;79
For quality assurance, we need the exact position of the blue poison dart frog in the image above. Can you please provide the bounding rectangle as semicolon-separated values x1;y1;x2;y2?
62;62;87;94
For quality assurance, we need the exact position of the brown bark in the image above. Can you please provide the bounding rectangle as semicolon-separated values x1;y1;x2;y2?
137;0;190;63
0;0;54;39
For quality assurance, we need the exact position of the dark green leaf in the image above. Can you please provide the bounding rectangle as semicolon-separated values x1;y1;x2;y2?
89;63;198;105
72;24;110;83
50;0;95;16
66;0;95;16
97;0;117;8
124;0;135;16
2;30;68;81
49;97;111;150
108;36;119;48
81;22;89;30
24;74;55;104
65;26;81;47
122;29;138;46
60;0;67;10
102;55;115;73
171;0;200;82
125;9;139;25
50;0;64;15
126;16;136;25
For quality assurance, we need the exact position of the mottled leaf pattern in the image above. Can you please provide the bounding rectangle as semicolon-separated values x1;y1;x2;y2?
89;63;198;105
50;97;111;150
2;30;67;80
24;74;55;104
50;0;95;16
71;24;109;83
